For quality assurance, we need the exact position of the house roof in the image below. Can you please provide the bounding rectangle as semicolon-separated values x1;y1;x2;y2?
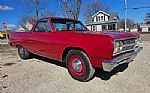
85;10;119;24
140;24;150;28
92;10;110;18
109;12;119;21
86;20;118;26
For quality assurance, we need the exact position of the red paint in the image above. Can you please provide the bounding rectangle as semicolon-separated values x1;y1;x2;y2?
9;17;139;68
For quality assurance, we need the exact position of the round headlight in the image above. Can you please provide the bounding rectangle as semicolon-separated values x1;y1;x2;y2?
118;41;123;51
114;41;120;54
137;37;141;44
114;41;123;54
135;37;141;48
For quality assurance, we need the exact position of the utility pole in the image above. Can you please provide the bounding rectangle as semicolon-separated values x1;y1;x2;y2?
36;0;39;20
124;0;127;32
32;0;39;20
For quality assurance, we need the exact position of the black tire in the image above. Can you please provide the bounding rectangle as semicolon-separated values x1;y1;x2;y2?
18;46;30;59
66;50;95;82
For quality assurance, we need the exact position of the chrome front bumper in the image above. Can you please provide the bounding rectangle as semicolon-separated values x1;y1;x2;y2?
102;47;143;72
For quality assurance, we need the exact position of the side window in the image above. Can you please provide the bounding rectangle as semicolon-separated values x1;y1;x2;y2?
34;21;52;32
92;25;96;31
53;23;67;31
70;23;83;30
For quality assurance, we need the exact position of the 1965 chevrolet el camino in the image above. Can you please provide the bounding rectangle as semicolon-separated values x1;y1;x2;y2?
9;17;142;81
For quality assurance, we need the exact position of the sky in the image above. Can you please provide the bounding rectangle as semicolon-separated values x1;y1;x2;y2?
0;0;150;30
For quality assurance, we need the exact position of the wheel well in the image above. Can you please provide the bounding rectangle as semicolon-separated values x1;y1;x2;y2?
16;44;21;48
9;43;12;46
62;47;87;62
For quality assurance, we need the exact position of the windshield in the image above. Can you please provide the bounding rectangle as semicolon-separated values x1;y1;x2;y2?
51;19;89;31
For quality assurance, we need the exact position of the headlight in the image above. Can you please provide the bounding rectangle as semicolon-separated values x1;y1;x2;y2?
113;40;123;55
136;37;141;44
135;37;141;48
114;41;120;54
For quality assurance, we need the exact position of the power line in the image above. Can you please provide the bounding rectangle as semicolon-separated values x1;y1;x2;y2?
127;6;150;10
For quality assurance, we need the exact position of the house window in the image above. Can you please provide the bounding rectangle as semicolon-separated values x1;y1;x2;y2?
96;16;98;22
102;25;107;31
108;24;116;30
34;21;52;32
108;16;110;20
148;28;150;31
98;16;101;22
108;24;113;30
113;24;116;30
92;25;97;31
101;16;103;21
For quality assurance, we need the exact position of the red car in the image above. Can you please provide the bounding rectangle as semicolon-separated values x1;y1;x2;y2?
9;17;142;81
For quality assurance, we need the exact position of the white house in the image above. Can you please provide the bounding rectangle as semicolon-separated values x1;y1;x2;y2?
140;24;150;32
16;21;34;32
130;27;138;32
86;10;119;31
16;25;26;32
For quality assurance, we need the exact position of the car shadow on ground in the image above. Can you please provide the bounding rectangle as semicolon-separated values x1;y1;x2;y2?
32;54;66;68
94;63;129;80
33;54;129;81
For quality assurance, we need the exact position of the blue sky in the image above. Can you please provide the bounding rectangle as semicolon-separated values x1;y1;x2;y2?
0;0;150;30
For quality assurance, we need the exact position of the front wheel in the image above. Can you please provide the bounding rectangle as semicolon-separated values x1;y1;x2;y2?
66;50;95;82
18;46;30;59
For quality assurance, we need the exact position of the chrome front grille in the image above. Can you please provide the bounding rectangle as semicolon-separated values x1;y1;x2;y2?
122;45;135;51
122;38;136;45
120;38;137;53
113;37;141;56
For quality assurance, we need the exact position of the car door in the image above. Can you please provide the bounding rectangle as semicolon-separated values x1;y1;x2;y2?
29;20;53;57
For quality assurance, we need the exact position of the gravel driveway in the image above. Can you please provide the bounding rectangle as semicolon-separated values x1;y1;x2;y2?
0;41;150;93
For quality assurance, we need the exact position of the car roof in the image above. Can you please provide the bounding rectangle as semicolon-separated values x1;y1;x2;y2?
38;16;79;22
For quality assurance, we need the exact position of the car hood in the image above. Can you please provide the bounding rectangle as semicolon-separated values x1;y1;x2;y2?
75;31;139;40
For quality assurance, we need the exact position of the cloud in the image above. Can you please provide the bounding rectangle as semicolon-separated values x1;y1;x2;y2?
7;24;16;28
0;5;13;11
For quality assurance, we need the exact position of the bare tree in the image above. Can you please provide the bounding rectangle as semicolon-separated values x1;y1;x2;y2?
82;0;106;23
19;16;36;25
20;0;55;20
105;5;110;13
82;0;103;19
20;0;43;20
118;19;135;31
56;0;82;19
18;0;55;25
41;9;56;18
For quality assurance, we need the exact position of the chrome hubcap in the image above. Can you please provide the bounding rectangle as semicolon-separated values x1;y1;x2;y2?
72;59;82;72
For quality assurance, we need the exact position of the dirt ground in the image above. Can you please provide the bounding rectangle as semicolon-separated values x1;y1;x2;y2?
0;41;150;93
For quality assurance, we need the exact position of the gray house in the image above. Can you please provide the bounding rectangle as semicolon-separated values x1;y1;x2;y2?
86;10;119;31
